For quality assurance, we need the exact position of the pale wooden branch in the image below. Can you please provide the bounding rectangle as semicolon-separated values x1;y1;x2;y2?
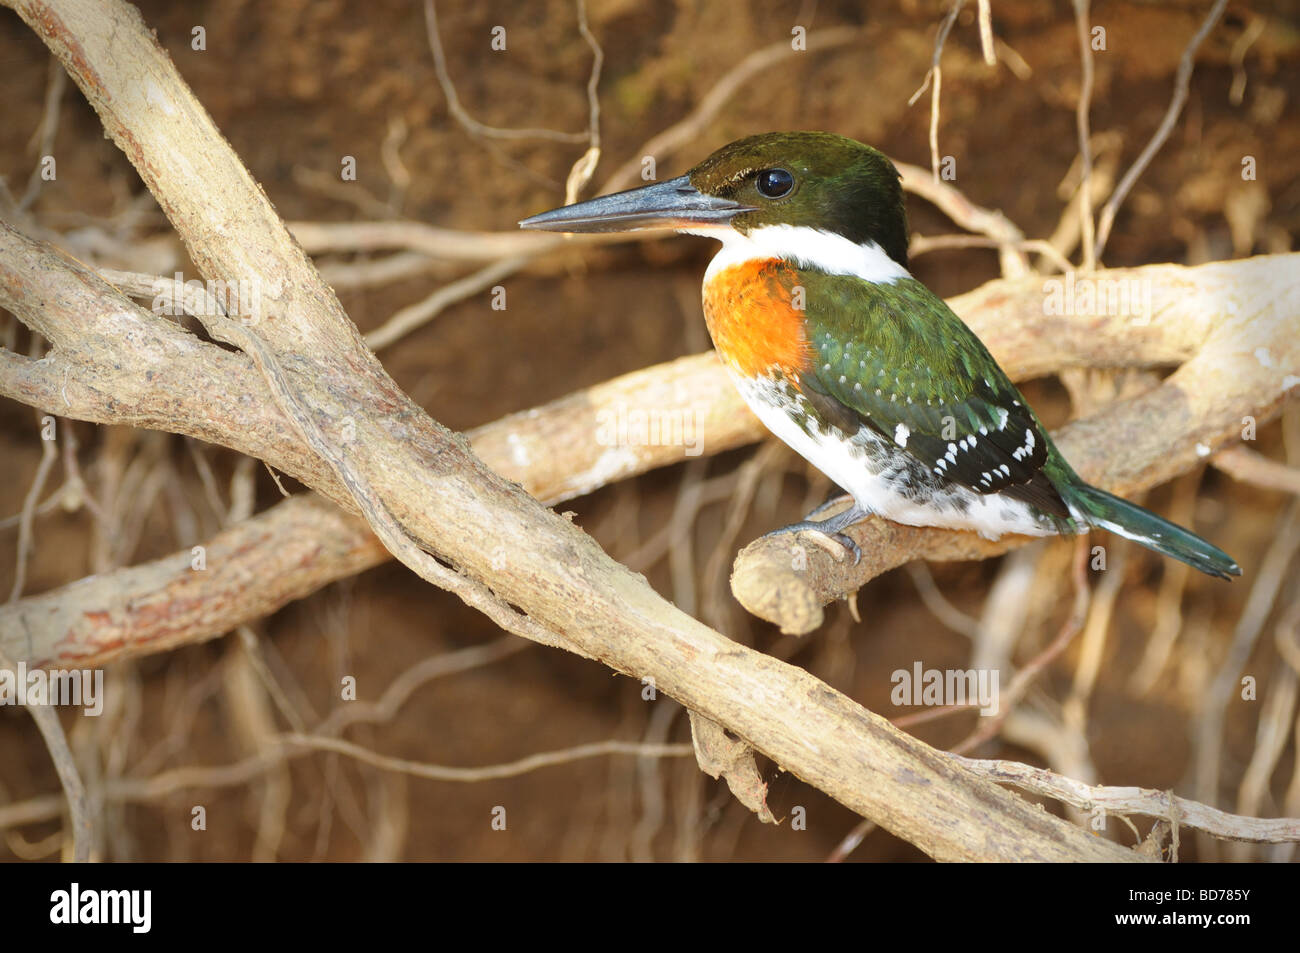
0;0;1138;862
959;755;1300;845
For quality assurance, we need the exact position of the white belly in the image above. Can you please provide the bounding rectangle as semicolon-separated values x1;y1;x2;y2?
733;373;1056;540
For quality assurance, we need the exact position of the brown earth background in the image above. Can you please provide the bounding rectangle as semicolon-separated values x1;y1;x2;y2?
1;0;1298;861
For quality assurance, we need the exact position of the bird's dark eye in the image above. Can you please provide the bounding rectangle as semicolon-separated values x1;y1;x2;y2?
756;168;794;199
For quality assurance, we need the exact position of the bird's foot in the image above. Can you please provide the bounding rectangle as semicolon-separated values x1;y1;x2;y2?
763;502;870;565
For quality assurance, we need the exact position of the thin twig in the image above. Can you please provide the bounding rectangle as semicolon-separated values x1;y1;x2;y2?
364;254;532;351
0;480;68;530
315;637;527;737
825;818;878;862
422;0;587;144
908;233;1072;274
1072;0;1097;271
897;162;1032;277
906;562;983;640
908;1;964;184
1228;16;1266;106
1094;0;1229;260
18;55;66;211
318;251;441;291
7;418;57;603
563;0;604;205
0;647;94;861
960;756;1300;845
0;738;694;824
976;0;996;66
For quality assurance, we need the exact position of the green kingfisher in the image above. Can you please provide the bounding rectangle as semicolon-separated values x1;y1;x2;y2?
520;132;1240;579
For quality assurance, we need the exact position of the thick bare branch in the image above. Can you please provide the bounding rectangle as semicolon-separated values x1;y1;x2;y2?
961;755;1300;845
0;495;383;668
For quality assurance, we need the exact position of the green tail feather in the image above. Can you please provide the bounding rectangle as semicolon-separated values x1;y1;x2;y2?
1066;483;1241;580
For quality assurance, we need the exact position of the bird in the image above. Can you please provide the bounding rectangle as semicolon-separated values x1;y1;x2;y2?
520;132;1241;579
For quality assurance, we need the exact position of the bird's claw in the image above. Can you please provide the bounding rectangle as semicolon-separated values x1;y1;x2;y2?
792;529;861;564
762;509;867;566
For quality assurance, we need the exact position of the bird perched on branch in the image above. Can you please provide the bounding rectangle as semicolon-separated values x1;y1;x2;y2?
521;132;1240;579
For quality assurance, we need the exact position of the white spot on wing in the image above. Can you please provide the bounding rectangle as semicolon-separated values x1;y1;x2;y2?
1012;427;1037;461
894;423;910;448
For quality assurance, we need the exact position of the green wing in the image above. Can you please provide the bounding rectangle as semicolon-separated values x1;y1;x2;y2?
796;273;1070;518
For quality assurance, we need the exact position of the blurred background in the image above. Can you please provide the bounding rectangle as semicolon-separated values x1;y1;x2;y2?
0;0;1297;861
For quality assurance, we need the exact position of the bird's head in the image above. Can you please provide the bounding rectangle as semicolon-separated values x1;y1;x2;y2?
520;132;909;270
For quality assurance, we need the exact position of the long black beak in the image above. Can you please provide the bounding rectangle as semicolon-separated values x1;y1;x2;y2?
519;175;754;233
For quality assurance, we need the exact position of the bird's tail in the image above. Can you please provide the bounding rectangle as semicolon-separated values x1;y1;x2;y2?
1068;484;1241;580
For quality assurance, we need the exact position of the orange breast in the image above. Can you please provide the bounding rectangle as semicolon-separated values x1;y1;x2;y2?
702;259;812;380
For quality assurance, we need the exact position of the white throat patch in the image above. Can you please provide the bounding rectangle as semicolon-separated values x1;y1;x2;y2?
684;223;911;285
